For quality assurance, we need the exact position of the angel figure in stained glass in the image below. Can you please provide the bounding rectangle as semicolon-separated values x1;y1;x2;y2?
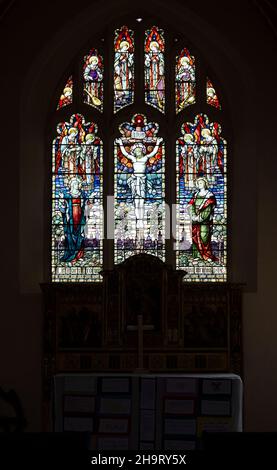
197;128;219;182
207;79;221;109
114;27;134;109
80;134;99;185
145;27;165;110
83;50;103;108
176;50;195;111
57;77;73;110
180;133;197;189
60;127;80;174
180;115;224;189
176;55;195;82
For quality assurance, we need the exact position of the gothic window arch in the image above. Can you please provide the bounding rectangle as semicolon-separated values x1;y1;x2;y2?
51;18;227;283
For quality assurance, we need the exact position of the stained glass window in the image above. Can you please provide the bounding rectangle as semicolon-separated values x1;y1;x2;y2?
83;49;104;111
52;114;103;282
176;114;227;282
175;48;196;113
114;114;165;264
57;76;73;110
207;77;221;109
52;24;228;284
144;26;165;113
114;26;134;113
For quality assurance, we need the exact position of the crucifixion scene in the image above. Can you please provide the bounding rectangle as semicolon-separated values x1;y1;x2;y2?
115;113;165;263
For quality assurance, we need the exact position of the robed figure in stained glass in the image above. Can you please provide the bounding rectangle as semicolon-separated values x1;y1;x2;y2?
57;76;73;110
83;49;103;110
60;127;79;174
59;176;96;263
179;115;224;189
207;78;221;109
145;27;165;112
187;177;217;262
114;26;134;112
175;49;195;112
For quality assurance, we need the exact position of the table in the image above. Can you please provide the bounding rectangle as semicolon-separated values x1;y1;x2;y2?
53;373;243;450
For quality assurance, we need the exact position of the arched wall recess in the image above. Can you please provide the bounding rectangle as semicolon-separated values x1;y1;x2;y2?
21;1;254;290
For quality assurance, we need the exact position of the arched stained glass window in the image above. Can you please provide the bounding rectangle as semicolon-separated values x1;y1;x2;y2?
51;21;227;283
57;76;73;110
114;26;134;113
175;48;195;113
51;114;103;282
144;26;165;112
83;49;104;111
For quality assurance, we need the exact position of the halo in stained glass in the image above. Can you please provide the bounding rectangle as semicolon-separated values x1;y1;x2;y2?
52;114;103;282
144;26;165;113
176;114;227;282
114;113;165;264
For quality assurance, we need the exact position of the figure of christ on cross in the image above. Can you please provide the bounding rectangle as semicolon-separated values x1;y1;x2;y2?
115;137;163;231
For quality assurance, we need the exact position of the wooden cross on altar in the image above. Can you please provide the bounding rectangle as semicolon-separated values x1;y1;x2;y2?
127;314;154;372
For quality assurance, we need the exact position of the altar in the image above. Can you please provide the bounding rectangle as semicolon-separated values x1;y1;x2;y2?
53;373;243;450
41;254;243;432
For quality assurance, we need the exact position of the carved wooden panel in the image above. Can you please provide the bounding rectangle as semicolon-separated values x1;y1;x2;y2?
182;283;242;373
41;257;243;412
41;283;103;399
